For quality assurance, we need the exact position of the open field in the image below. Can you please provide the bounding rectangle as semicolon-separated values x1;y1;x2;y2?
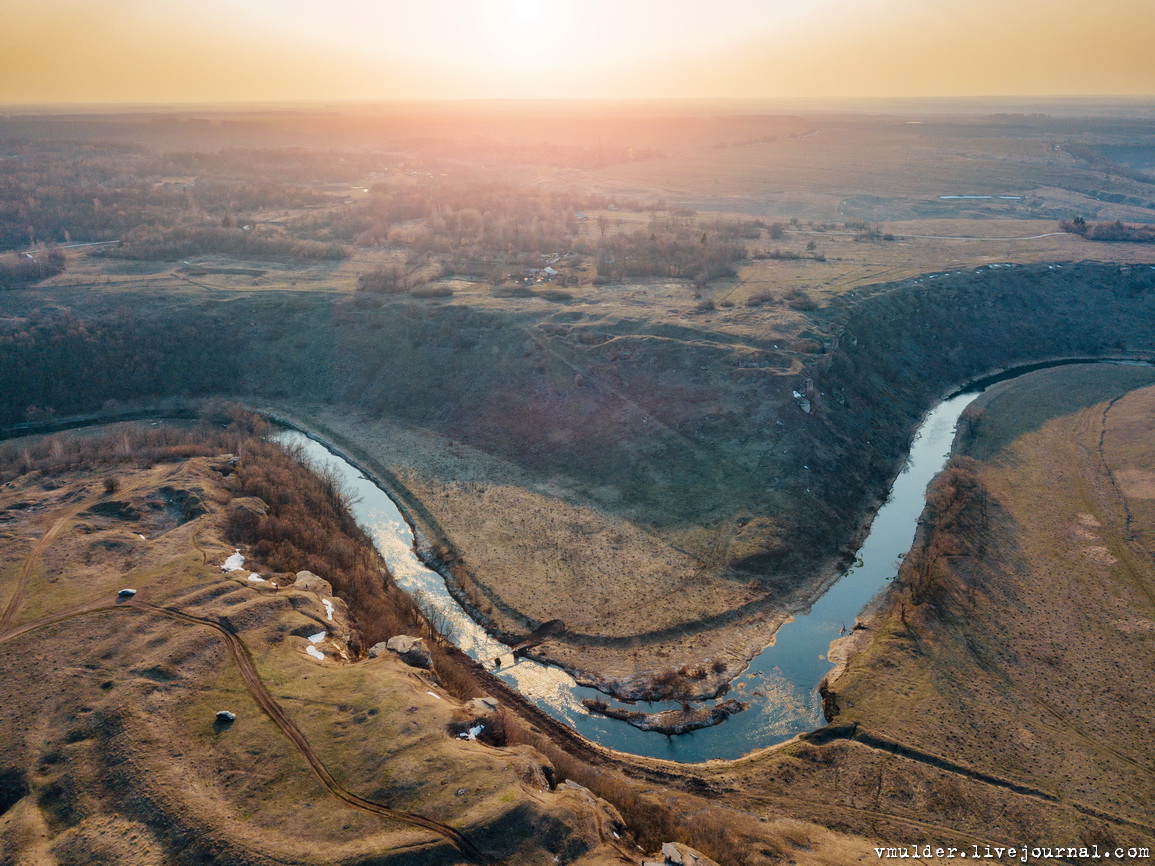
0;423;891;864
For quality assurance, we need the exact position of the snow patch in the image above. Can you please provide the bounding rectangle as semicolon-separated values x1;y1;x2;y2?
306;646;324;660
247;573;265;583
458;725;484;741
308;630;327;643
138;534;147;541
426;690;442;700
222;550;245;571
322;599;335;621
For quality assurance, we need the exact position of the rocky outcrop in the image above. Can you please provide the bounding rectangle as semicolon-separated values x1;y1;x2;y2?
293;570;333;596
386;635;433;669
227;495;268;518
468;696;499;715
581;698;747;735
642;841;720;866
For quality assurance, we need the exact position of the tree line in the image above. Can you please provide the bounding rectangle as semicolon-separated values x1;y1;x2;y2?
1060;216;1155;243
101;222;348;262
0;249;65;289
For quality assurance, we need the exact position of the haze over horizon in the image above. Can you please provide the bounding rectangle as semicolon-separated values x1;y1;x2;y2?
3;0;1154;106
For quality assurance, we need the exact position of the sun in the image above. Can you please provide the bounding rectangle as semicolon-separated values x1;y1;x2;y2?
507;0;546;28
481;0;567;61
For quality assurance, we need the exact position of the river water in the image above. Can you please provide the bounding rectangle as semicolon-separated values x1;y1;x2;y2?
272;383;982;762
273;358;1155;762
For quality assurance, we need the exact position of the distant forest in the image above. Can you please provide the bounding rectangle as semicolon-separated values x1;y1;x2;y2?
0;139;765;286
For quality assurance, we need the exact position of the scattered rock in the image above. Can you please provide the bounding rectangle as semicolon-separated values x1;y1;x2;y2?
154;486;207;522
215;710;236;723
581;698;747;735
386;635;432;669
641;842;720;865
647;841;718;866
208;454;240;475
367;641;390;659
559;780;628;846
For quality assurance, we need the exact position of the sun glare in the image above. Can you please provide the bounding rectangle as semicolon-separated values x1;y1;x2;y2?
480;0;567;63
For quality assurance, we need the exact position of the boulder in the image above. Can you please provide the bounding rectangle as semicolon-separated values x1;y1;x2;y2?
658;842;718;866
386;635;433;669
208;454;240;476
293;571;333;596
228;496;268;518
367;641;390;659
468;696;499;714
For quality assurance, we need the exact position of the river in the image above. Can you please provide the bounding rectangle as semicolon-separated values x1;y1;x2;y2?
273;378;1000;762
3;359;1140;760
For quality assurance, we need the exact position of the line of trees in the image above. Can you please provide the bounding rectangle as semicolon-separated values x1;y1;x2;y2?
0;142;378;252
1060;216;1155;243
0;249;65;289
591;223;747;286
298;180;606;252
900;458;990;609
102;223;349;262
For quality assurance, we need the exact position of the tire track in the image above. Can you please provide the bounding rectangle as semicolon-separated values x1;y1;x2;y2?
812;724;1155;838
0;500;93;631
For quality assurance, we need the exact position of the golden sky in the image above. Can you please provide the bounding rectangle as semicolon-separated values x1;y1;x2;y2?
3;0;1154;104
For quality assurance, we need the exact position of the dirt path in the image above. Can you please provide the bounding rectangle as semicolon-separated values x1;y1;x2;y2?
785;229;1068;241
0;500;93;631
0;600;492;864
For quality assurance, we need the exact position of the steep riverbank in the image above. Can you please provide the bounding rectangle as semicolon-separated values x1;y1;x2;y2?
4;263;1155;694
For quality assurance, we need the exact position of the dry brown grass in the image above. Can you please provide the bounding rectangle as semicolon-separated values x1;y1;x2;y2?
0;418;878;865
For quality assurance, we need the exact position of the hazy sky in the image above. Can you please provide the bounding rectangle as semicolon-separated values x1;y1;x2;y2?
3;0;1154;104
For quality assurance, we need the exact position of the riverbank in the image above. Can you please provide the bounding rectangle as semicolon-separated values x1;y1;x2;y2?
814;363;1155;851
6;264;1155;704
